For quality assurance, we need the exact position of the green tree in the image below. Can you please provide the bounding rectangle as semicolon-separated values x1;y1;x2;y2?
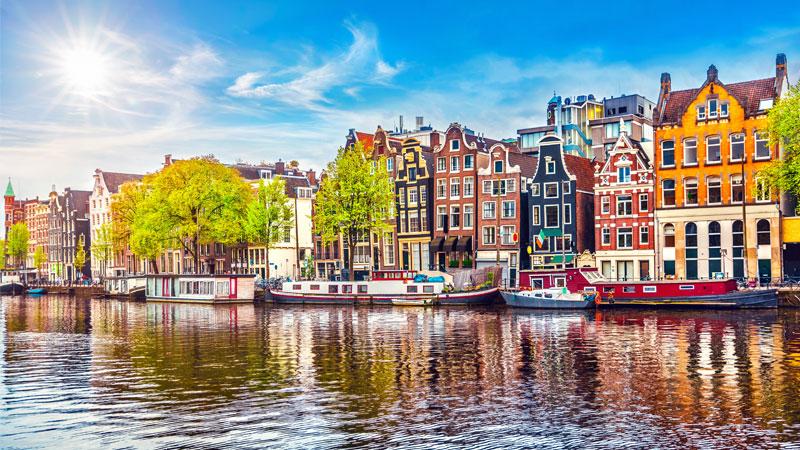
112;181;164;273
74;234;87;278
314;142;394;280
33;246;47;279
760;80;800;202
6;222;30;269
0;240;6;270
243;177;294;280
90;223;113;279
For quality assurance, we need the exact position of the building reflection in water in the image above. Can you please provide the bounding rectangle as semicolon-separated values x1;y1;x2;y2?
1;296;799;448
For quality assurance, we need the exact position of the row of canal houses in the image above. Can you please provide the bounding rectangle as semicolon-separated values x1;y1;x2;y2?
335;53;798;285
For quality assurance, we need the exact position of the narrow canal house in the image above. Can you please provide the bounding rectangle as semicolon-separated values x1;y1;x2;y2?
526;134;595;275
395;137;435;271
653;54;788;282
593;127;655;281
90;169;143;278
475;143;535;287
48;186;92;280
430;123;506;270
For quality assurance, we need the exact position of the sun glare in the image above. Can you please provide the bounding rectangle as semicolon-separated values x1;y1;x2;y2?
58;45;109;97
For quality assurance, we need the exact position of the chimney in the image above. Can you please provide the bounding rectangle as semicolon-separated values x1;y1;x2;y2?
416;116;423;130
164;154;172;167
776;53;788;89
275;159;285;175
399;115;404;133
660;72;671;95
307;169;317;186
655;72;672;125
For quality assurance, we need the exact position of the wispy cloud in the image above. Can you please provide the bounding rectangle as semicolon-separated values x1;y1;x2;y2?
226;21;403;108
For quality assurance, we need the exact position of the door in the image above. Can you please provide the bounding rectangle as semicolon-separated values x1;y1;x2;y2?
229;277;237;299
438;253;445;271
617;261;634;281
639;260;650;281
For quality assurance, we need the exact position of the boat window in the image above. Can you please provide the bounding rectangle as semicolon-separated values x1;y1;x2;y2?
545;293;553;298
555;277;566;288
343;285;353;294
584;287;596;292
329;285;338;294
679;285;695;290
310;284;320;291
357;285;368;294
532;278;544;288
423;285;434;293
407;286;418;293
603;287;615;293
623;286;636;293
643;286;656;293
293;284;302;290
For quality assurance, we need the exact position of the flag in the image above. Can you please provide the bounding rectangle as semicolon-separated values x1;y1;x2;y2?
535;229;545;248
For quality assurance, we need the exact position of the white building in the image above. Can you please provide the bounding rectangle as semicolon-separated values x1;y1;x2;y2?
89;169;142;278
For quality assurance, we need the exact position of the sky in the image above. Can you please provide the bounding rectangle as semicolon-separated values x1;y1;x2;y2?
1;0;799;204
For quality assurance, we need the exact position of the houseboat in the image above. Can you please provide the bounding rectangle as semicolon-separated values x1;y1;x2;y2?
270;270;500;306
502;287;596;309
0;271;25;295
104;276;147;301
518;268;777;308
145;274;255;304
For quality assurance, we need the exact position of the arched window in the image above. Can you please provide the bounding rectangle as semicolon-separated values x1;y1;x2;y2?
685;222;698;279
663;224;676;277
757;219;770;245
708;222;721;275
732;220;744;279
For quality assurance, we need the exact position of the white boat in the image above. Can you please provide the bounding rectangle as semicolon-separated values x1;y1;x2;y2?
502;287;596;309
145;274;256;303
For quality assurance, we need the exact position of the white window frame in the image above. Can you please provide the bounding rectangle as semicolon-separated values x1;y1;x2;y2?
617;195;633;216
450;177;460;199
707;176;722;205
683;138;698;166
450;156;460;173
684;178;698;206
500;225;515;245
661;140;675;167
449;205;460;230
502;200;516;219
463;176;474;198
532;206;541;226
436;206;446;230
601;228;611;246
463;154;474;169
531;183;540;196
544;182;559;198
706;135;721;163
639;226;649;245
601;196;610;214
562;181;571;194
482;180;492;194
754;131;770;160
482;226;496;245
437;157;446;172
639;193;648;213
697;105;706;120
563;204;572;224
546;160;556;174
617;228;633;249
544;204;559;228
463;204;474;229
451;140;460;151
482;201;496;219
720;102;729;118
755;177;771;203
708;99;718;119
729;133;745;162
436;179;447;199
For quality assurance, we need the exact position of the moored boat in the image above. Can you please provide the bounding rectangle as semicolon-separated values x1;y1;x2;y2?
145;274;255;304
0;282;25;295
502;287;595;309
26;288;47;295
519;267;777;309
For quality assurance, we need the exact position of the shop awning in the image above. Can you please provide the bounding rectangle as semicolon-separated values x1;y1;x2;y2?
444;236;458;252
429;237;444;252
540;228;563;237
455;236;472;252
550;254;574;264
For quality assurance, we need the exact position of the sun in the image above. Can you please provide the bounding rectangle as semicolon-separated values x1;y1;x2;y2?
58;45;109;97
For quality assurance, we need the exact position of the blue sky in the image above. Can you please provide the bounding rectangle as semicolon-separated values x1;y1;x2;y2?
1;0;799;201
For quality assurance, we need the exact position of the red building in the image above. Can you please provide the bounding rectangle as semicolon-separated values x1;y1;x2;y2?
475;143;535;287
593;129;655;280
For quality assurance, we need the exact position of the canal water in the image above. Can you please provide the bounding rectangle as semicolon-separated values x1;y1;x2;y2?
1;295;799;449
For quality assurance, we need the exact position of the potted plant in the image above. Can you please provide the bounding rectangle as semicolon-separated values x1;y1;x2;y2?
448;259;460;268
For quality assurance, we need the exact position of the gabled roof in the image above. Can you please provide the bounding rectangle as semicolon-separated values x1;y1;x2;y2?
508;152;538;177
102;172;143;193
657;77;777;125
563;154;596;192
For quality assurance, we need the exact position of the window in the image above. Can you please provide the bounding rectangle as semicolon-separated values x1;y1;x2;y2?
463;177;474;197
683;139;698;165
387;158;394;172
408;211;420;232
437;157;446;172
757;219;771;245
358;285;369;294
707;177;721;204
706;136;721;163
544;182;558;198
399;212;407;233
532;206;540;226
601;228;611;245
685;223;698;279
720;102;729;117
463;205;473;229
618;166;631;183
483;227;496;245
407;285;418;293
731;175;743;203
617;228;633;248
494;160;503;173
730;134;745;161
661;140;675;167
501;225;515;245
662;179;676;207
664;224;675;248
437;206;447;230
601;197;610;214
684;178;698;205
420;185;427;205
284;226;292;243
546;160;556;174
384;233;395;266
563;204;572;224
482;180;492;194
408;167;417;181
639;226;649;245
502;200;516;218
507;179;516;192
733;220;744;278
605;121;620;138
464;155;474;169
679;285;695;291
709;221;721;275
408;187;418;205
450;205;460;229
450;156;460;172
755;177;770;202
555;235;572;252
617;195;632;216
492;180;508;196
437;179;447;199
708;99;718;118
562;181;570;194
639;193;648;212
421;213;428;232
450;178;460;198
697;105;706;120
482;201;496;219
755;132;770;159
531;183;540;196
544;205;559;227
398;188;406;207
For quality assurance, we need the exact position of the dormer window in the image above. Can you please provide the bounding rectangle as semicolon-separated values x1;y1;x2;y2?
708;99;718;119
451;140;460;151
494;160;503;173
697;105;706;120
260;170;272;179
546;160;556;174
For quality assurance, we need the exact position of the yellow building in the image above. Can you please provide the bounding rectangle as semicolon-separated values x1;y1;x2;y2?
653;54;789;282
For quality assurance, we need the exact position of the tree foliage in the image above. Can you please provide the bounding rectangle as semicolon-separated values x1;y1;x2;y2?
243;177;294;279
6;222;30;268
33;246;47;276
74;234;87;275
112;157;253;274
91;223;113;278
761;80;800;201
0;240;6;270
314;142;394;280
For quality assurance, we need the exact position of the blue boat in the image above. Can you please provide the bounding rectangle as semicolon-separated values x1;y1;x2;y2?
26;288;47;295
502;288;595;309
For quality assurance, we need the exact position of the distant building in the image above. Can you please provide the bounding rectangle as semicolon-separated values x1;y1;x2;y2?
589;94;655;161
518;94;603;157
48;186;92;280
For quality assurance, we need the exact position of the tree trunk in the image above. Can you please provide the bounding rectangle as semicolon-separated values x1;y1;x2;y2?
150;258;160;274
347;234;356;281
265;246;270;280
